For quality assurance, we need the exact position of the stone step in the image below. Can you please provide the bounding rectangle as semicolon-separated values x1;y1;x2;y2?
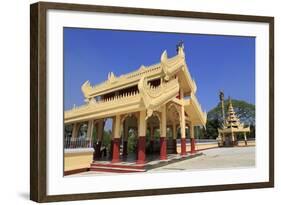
91;162;145;170
167;150;176;154
90;165;146;173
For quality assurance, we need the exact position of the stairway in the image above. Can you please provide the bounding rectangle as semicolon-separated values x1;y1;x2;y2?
90;162;146;173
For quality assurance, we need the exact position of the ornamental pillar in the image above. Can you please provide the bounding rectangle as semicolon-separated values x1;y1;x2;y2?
71;123;79;148
172;122;177;154
137;110;146;164
112;115;121;163
86;120;93;139
71;123;79;138
180;104;187;156
160;105;167;160
190;122;196;154
87;120;94;148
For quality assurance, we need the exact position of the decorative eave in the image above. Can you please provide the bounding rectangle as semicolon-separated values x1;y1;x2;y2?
81;63;163;99
81;46;197;100
65;75;181;124
64;91;142;124
218;126;250;134
138;75;180;119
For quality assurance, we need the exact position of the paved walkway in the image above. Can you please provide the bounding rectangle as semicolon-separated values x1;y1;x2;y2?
148;146;255;172
68;146;255;176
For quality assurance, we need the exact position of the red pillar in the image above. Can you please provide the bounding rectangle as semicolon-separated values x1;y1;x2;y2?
190;138;196;154
137;136;146;164
112;138;120;163
181;138;187;155
123;141;128;156
160;137;167;160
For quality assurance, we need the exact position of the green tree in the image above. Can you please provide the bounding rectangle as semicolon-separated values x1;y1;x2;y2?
127;129;137;153
205;118;220;139
208;99;255;125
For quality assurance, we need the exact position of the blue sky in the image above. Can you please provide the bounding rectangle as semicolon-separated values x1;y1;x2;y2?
64;28;255;112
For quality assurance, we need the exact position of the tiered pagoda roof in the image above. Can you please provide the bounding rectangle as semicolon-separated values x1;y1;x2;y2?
219;98;250;133
64;45;207;126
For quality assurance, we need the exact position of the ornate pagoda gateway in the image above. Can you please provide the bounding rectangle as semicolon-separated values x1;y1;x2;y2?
217;92;250;147
64;43;206;165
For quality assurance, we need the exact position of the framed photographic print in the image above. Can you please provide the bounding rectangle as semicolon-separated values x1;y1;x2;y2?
30;1;274;202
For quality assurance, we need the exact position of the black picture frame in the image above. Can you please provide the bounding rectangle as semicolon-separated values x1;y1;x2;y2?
30;1;274;202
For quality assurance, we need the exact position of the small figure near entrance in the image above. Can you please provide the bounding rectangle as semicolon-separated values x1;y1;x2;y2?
100;145;107;158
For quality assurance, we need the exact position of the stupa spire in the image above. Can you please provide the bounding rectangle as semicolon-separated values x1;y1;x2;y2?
225;97;240;127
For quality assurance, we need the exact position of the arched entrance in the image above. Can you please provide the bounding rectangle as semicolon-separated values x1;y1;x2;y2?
121;113;138;161
167;103;181;154
146;114;161;157
89;118;113;161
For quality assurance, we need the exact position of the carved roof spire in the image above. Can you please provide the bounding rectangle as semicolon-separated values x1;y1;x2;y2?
176;40;184;53
225;97;240;127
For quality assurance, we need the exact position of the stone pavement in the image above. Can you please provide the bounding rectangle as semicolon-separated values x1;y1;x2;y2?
148;146;255;172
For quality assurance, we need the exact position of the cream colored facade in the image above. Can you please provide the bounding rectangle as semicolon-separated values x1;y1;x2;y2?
64;43;206;164
64;149;94;172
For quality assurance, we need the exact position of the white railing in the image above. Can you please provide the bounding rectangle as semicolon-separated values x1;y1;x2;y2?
64;137;93;149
